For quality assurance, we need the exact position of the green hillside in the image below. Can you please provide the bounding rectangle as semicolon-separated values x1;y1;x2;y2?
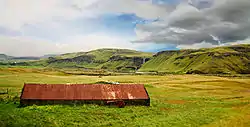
139;44;250;74
31;48;152;72
2;44;250;74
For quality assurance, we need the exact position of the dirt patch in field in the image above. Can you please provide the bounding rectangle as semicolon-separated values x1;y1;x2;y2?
166;100;187;104
160;108;173;111
221;96;244;100
237;90;250;93
232;104;250;109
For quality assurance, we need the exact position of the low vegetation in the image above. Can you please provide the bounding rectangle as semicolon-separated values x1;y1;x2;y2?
0;67;249;127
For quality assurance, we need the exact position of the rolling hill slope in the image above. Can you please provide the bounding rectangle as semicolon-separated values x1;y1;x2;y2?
32;48;153;72
139;44;250;74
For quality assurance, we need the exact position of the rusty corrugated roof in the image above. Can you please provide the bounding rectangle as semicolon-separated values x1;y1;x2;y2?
21;84;149;100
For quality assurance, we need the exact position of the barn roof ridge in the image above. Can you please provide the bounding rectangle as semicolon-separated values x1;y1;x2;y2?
21;83;149;101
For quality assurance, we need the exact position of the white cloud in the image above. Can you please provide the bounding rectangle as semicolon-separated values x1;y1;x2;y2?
0;35;56;56
0;34;148;56
222;39;250;46
92;0;171;19
0;0;99;30
177;40;250;49
0;0;172;31
177;41;216;49
59;33;137;51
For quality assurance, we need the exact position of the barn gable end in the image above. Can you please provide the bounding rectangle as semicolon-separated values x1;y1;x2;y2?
20;83;150;106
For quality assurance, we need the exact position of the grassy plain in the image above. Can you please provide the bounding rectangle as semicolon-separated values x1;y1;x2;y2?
0;67;249;127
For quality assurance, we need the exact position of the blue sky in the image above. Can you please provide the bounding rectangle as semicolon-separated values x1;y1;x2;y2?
0;0;250;56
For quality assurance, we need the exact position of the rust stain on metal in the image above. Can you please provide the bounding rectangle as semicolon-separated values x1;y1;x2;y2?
21;83;149;100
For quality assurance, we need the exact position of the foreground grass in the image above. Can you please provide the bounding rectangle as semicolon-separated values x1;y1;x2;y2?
0;68;249;127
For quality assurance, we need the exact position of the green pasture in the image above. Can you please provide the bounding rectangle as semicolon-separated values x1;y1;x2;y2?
0;68;249;127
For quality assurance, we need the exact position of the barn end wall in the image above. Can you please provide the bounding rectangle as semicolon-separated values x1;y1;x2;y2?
20;99;150;107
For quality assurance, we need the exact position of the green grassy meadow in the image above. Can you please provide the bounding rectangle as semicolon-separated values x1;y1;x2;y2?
0;67;250;127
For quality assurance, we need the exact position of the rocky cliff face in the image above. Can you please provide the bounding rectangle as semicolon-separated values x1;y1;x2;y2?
48;55;95;64
44;49;152;72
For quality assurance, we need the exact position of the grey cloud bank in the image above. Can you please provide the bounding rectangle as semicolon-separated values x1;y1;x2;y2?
133;0;250;47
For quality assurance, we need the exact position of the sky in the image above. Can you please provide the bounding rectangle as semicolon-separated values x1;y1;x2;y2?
0;0;250;56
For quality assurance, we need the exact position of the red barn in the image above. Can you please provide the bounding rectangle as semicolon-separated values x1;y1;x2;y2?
20;83;150;107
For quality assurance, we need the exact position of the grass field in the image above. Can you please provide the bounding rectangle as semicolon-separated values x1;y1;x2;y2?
0;68;250;127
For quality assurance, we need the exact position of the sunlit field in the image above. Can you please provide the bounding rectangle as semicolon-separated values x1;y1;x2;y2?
0;67;250;127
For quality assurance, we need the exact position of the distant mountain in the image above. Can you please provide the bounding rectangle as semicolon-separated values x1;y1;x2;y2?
11;57;41;60
0;54;10;61
0;54;41;61
0;54;59;61
41;54;59;58
139;44;250;74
